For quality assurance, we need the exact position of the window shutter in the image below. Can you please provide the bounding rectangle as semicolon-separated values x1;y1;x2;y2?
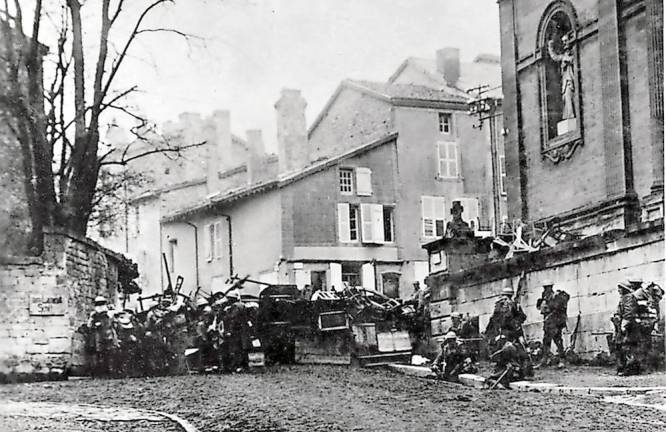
361;263;376;290
447;142;459;177
360;203;374;242
329;263;343;291
214;222;223;259
204;224;212;261
337;203;351;243
356;168;372;196
371;204;384;242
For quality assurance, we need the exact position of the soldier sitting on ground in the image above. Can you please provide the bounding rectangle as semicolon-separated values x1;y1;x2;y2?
536;280;570;368
486;334;531;389
431;331;477;382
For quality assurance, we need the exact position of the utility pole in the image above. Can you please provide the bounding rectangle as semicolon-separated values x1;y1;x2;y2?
467;85;503;234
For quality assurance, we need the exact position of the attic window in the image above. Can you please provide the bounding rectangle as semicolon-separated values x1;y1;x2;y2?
339;168;354;194
438;113;452;134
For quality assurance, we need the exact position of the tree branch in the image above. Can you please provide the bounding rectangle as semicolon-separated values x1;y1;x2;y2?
98;140;207;166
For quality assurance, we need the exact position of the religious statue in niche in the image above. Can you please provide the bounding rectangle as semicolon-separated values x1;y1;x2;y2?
547;33;576;124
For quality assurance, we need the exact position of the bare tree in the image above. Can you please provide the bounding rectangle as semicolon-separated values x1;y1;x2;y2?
0;0;205;254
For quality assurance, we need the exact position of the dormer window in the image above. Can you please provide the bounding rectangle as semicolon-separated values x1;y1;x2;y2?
438;113;452;134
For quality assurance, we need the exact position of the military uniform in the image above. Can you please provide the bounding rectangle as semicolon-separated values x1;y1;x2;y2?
221;294;251;372
536;282;570;364
631;281;663;370
490;294;526;343
86;297;119;377
432;332;476;381
614;282;640;375
487;339;529;388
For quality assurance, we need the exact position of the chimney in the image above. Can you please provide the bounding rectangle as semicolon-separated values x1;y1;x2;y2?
207;110;231;193
178;112;203;145
245;129;265;185
275;88;308;174
436;47;460;87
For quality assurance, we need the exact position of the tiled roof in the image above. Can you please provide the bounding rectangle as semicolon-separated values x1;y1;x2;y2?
347;80;468;103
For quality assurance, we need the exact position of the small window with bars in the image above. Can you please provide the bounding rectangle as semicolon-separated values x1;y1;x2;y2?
339;168;353;194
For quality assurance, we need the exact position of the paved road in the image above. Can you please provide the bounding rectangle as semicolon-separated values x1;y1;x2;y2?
1;365;664;431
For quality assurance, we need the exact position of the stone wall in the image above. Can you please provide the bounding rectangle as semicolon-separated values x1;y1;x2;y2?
0;232;119;382
427;221;664;358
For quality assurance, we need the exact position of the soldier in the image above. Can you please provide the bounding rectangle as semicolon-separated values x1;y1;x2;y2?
144;297;174;375
221;290;251;373
613;281;640;375
194;297;216;370
631;277;663;371
447;312;463;335
431;331;476;382
113;309;140;377
536;280;570;367
486;283;526;346
86;296;119;378
486;335;530;389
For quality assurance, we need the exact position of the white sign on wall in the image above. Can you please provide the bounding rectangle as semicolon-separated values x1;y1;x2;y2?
29;294;66;316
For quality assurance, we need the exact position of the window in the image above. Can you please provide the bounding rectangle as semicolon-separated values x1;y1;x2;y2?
422;196;446;238
383;207;393;242
438;113;452;134
437;142;459;178
338;203;359;242
339;168;353;194
356;168;372;196
498;154;507;195
214;221;223;260
168;238;177;273
341;262;362;288
360;203;388;243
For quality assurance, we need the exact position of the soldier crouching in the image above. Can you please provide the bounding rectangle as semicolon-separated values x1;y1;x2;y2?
431;331;477;382
486;334;532;389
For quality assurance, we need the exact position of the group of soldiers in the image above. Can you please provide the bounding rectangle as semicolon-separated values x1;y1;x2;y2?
80;286;255;378
613;275;664;376
431;273;662;387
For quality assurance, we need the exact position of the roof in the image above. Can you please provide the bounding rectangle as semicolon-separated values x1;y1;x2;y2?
388;55;503;98
161;132;399;223
308;79;468;137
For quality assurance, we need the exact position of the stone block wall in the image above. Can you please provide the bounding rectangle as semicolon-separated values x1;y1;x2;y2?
427;222;664;358
0;232;119;382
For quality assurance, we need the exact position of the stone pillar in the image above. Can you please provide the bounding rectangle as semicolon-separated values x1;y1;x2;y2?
647;0;664;193
275;89;307;174
598;0;634;199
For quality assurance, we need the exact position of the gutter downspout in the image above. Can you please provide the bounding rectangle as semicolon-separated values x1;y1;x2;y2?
185;222;199;288
220;214;233;276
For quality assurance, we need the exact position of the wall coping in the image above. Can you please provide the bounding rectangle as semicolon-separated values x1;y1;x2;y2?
427;219;664;289
43;229;125;263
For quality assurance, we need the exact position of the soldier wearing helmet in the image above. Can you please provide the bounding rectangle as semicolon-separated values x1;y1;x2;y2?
485;281;527;347
536;279;570;368
431;331;476;381
613;280;641;375
86;294;118;377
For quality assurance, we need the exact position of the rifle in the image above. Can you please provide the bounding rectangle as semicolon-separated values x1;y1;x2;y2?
489;366;512;390
565;312;582;354
162;252;173;294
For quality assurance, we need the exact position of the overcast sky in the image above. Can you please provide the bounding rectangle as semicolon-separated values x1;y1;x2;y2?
103;0;501;151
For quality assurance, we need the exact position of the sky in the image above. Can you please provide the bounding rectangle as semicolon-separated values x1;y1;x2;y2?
81;0;502;152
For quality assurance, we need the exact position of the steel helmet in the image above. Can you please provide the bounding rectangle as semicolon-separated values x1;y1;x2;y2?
444;331;457;340
196;297;208;307
627;274;643;284
501;286;514;295
542;279;553;287
617;281;632;293
94;296;107;304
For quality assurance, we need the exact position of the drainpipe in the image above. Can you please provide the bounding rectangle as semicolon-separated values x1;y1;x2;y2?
185;222;199;288
220;214;234;276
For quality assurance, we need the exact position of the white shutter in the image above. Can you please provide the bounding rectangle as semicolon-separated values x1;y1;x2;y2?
337;203;351;242
371;204;384;243
434;197;446;221
361;263;376;290
414;261;429;285
329;263;343;291
360;203;374;242
214;221;223;259
204;224;212;261
356;168;372;196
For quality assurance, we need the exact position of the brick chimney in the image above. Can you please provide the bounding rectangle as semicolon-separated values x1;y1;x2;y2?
207;110;232;193
245;129;265;185
436;47;460;87
275;89;308;174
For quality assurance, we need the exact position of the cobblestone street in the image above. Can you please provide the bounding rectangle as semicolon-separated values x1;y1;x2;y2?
1;366;665;432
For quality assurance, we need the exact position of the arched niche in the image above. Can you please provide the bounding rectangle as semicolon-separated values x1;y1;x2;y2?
535;1;583;163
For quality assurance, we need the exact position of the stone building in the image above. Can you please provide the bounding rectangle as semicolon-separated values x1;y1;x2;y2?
426;0;664;358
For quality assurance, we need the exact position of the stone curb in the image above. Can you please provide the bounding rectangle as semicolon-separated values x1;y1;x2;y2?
386;364;666;396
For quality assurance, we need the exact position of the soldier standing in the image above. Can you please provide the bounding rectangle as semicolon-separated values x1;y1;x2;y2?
486;283;526;346
221;290;251;373
536;280;570;367
630;276;663;371
613;281;640;375
86;296;119;378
